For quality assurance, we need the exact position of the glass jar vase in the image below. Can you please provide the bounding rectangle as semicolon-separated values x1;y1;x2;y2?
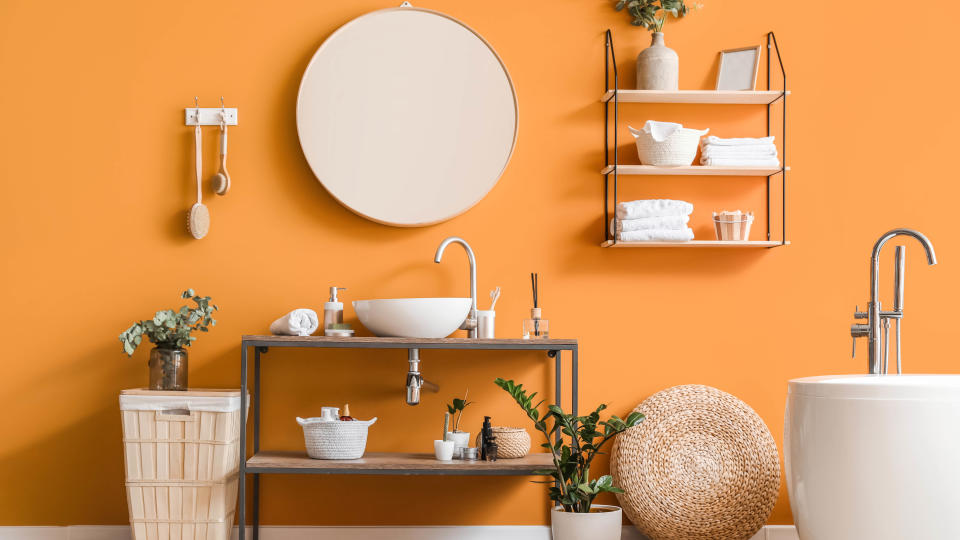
148;347;188;391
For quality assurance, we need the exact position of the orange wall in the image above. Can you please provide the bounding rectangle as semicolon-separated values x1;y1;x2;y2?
2;0;959;526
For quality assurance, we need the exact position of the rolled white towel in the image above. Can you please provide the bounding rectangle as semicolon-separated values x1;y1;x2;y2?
700;156;781;167
618;227;695;242
270;308;320;337
701;135;775;147
701;145;777;158
612;215;690;232
616;199;693;220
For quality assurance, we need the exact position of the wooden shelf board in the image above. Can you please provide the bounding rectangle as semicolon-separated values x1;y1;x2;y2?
601;165;787;176
600;89;789;104
246;451;554;476
601;240;789;248
242;335;576;348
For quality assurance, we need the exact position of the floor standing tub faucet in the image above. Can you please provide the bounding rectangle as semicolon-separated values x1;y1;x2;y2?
851;228;937;375
434;236;478;338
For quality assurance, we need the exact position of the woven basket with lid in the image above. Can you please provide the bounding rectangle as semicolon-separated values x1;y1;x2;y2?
610;385;780;540
475;426;530;459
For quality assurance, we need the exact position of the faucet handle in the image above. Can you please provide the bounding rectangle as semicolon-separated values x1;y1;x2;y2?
850;323;869;358
853;305;868;320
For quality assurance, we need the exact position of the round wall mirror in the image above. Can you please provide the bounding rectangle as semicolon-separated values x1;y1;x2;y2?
296;6;519;227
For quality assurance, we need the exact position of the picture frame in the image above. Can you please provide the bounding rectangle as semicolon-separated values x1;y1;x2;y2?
716;45;762;91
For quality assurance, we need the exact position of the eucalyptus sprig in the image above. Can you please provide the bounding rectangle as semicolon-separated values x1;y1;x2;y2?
119;289;218;356
613;0;698;32
495;378;644;513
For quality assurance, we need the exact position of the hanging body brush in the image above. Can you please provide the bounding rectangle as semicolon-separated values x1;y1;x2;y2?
188;98;210;239
211;96;231;196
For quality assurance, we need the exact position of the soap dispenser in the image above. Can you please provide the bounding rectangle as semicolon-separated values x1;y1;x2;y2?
323;287;347;336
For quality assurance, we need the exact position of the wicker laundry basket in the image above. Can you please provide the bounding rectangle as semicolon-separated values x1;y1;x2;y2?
120;388;244;540
475;427;531;459
610;385;780;540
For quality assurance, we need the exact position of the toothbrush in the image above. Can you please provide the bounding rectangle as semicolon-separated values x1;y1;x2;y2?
489;287;501;310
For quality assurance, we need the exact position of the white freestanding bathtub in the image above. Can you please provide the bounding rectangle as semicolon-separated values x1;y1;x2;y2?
785;375;960;540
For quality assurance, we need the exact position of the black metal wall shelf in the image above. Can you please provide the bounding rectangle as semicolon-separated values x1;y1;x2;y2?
602;30;789;248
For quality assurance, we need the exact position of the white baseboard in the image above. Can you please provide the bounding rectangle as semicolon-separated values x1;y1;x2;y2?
0;525;799;540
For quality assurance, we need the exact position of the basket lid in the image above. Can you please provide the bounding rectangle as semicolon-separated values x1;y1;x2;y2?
120;388;243;412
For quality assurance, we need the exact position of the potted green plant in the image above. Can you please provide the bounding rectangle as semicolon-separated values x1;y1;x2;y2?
119;289;218;391
495;378;644;540
444;390;474;453
611;0;697;90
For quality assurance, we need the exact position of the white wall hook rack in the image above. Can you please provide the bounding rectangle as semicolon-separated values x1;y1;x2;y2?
185;107;238;126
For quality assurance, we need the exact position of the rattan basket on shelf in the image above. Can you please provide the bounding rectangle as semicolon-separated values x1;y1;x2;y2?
475;426;530;459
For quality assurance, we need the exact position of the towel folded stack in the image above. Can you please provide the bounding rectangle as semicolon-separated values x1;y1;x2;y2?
700;135;779;167
613;199;694;242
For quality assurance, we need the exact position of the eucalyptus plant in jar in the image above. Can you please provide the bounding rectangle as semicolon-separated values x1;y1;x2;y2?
118;289;218;391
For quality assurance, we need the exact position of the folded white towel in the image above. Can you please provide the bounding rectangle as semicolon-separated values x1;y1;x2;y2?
612;215;690;232
701;145;778;158
618;227;695;242
701;135;775;147
616;199;694;220
270;309;320;337
700;156;781;167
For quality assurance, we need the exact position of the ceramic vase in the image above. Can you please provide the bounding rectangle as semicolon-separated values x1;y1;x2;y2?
148;347;188;391
551;505;623;540
636;32;679;90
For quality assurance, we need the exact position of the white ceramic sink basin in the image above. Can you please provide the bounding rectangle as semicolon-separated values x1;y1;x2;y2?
352;298;471;338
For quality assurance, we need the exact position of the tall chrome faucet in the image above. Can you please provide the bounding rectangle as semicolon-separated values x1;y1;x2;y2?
851;228;937;374
434;236;478;338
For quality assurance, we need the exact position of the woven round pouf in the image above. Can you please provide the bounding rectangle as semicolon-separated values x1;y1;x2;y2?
611;385;780;540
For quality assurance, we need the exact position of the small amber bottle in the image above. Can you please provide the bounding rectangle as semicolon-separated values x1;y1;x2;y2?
339;403;354;421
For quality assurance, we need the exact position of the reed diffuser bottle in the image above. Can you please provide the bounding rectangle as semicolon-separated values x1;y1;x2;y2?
522;273;549;339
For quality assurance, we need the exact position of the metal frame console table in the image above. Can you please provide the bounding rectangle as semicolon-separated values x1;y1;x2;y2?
238;335;579;540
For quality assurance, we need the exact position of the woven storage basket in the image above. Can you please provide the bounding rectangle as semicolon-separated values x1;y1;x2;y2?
629;124;708;166
297;417;377;459
120;388;243;540
610;385;780;540
475;427;530;459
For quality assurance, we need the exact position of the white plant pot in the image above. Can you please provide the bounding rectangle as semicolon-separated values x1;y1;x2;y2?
444;431;471;451
551;505;622;540
434;439;455;461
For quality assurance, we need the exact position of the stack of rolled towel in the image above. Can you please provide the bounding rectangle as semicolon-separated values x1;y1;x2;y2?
699;135;779;167
270;308;320;336
612;199;694;242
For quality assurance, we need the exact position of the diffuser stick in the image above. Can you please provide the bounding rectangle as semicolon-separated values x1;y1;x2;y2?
531;272;540;336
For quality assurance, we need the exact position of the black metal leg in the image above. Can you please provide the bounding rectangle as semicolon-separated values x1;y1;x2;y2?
252;475;259;540
555;350;562;411
238;345;247;540
571;347;578;418
253;347;262;540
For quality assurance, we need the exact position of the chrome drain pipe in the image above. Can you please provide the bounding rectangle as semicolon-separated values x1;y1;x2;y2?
405;348;439;405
